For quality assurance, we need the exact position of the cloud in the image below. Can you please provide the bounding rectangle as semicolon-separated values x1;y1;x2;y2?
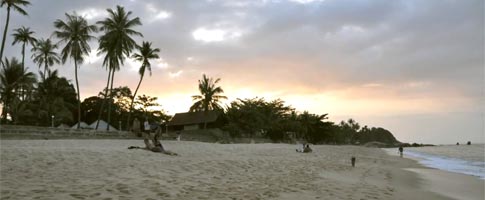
192;27;242;43
77;8;107;20
169;70;183;78
145;3;172;23
1;0;482;143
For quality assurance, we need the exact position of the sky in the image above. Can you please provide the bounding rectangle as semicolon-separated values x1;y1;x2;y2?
1;0;483;144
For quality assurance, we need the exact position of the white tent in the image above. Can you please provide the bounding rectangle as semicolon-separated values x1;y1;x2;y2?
71;122;90;129
89;120;117;131
57;123;70;129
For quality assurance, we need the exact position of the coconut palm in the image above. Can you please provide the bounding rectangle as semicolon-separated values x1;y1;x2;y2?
31;38;60;80
96;5;142;130
0;0;30;62
125;41;159;128
0;57;36;121
190;74;227;112
189;74;226;130
11;26;36;69
53;13;97;129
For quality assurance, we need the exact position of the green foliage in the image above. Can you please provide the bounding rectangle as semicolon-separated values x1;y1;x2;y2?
82;87;169;130
32;70;77;126
126;41;160;128
1;0;31;61
96;5;142;129
0;57;36;122
31;38;60;78
224;97;294;139
11;26;36;69
223;97;399;145
190;74;227;112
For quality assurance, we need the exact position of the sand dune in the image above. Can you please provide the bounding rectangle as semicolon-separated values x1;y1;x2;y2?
0;140;470;200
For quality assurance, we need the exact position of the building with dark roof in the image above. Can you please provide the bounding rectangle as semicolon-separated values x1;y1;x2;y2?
167;111;222;131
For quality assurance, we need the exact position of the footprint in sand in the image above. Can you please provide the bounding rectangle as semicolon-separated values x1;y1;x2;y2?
69;193;87;199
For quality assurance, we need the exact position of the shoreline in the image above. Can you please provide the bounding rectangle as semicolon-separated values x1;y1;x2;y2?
384;148;485;200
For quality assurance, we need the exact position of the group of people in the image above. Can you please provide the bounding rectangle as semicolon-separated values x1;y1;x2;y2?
129;118;177;155
296;143;313;153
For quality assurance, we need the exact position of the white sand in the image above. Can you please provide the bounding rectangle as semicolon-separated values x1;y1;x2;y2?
0;140;477;200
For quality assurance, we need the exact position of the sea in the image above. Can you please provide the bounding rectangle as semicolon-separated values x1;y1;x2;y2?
387;144;485;179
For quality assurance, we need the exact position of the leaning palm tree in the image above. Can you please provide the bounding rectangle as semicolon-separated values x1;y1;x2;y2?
53;13;97;129
0;57;36;121
31;38;60;80
0;0;31;62
126;41;159;128
11;26;36;69
96;5;142;130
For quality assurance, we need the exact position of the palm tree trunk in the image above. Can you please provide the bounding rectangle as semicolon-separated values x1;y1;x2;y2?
21;43;25;69
106;69;115;131
43;59;47;80
126;73;144;130
0;7;10;63
96;67;111;129
20;43;25;99
74;61;81;129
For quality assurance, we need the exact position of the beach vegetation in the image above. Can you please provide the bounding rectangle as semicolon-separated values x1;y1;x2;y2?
96;5;142;130
31;38;60;80
53;13;97;129
11;26;36;69
126;41;160;129
0;57;36;122
190;74;227;113
0;0;31;62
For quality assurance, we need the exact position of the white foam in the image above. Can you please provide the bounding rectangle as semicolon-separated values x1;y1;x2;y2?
405;150;485;180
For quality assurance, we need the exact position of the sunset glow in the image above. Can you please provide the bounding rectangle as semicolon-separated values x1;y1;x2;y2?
1;0;482;144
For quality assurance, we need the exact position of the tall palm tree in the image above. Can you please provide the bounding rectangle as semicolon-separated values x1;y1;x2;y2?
190;74;227;129
190;74;227;112
0;57;36;121
126;41;159;128
31;38;60;80
0;0;30;62
97;5;142;130
11;26;36;69
53;13;97;129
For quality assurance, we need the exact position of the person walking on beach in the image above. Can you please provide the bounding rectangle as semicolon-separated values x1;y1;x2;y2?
398;146;404;157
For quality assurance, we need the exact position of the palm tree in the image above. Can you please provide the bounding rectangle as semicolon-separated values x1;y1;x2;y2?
0;57;36;122
31;38;60;80
0;0;30;62
190;74;226;129
97;5;142;130
190;74;227;112
126;41;159;128
53;13;97;129
11;26;36;69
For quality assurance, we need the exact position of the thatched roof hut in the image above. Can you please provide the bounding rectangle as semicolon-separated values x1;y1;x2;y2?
168;111;221;130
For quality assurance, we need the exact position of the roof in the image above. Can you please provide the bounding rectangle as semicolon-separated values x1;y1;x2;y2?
71;122;90;129
89;120;117;131
168;111;220;126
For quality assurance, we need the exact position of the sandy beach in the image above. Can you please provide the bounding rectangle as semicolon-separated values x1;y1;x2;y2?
0;140;483;200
